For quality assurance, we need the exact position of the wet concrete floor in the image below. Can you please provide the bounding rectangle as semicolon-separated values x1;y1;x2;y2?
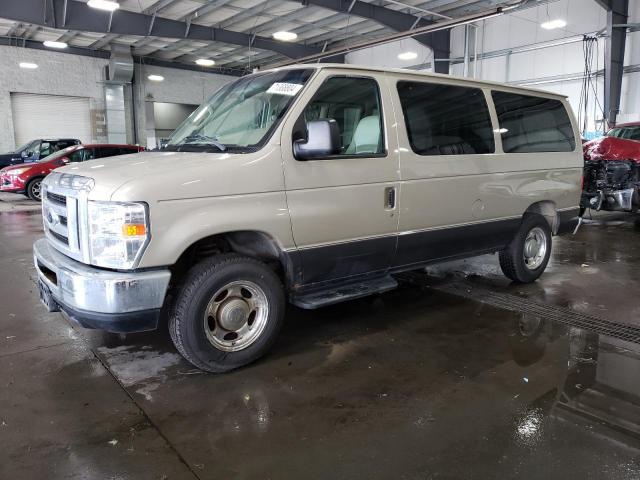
3;202;640;479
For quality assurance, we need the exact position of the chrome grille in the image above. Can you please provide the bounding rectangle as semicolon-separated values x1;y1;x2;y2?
46;191;67;206
49;229;69;245
41;177;84;262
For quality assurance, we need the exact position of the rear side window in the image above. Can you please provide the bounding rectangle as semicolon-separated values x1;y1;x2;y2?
491;91;575;153
97;147;121;158
397;81;494;156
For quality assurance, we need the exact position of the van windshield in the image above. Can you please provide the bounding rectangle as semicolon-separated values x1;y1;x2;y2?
165;69;313;153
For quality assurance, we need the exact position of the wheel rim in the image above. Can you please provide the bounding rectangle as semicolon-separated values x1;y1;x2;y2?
523;226;547;270
203;280;269;352
31;180;42;200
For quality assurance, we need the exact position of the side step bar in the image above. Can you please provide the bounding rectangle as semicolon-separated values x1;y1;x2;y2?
291;275;398;309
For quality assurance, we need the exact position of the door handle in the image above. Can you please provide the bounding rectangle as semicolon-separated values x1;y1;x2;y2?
384;187;396;209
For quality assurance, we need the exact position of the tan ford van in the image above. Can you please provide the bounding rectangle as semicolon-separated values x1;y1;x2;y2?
34;64;582;372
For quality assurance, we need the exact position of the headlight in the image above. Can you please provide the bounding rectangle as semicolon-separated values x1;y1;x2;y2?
87;201;150;269
8;167;30;176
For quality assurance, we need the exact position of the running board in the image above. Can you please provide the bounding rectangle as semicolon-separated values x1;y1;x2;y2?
291;275;398;309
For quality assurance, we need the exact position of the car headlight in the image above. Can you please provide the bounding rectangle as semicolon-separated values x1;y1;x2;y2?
8;167;30;176
87;201;150;269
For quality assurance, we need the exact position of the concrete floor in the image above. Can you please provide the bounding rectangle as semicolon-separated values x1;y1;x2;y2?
3;191;640;479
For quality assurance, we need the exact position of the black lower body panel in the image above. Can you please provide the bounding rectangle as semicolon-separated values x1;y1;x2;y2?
60;304;161;333
393;217;522;268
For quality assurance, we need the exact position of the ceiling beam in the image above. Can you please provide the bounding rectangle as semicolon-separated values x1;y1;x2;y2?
0;0;323;59
295;0;450;72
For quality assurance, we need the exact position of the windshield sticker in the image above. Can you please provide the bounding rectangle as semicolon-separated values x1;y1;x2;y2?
267;82;304;96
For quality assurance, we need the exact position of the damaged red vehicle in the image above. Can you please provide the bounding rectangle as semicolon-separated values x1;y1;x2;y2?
581;122;640;213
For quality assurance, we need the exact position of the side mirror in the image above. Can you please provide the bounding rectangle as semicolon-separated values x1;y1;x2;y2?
21;151;29;158
294;119;341;160
61;156;70;164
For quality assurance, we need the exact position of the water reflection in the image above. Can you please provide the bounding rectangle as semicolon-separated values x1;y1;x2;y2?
512;314;640;442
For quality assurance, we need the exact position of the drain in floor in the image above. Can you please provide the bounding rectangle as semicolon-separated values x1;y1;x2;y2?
400;274;640;345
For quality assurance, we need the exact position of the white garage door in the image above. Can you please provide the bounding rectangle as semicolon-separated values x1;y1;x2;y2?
10;93;92;146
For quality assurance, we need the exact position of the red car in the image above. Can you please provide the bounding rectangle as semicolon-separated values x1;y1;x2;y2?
581;122;640;213
0;144;144;201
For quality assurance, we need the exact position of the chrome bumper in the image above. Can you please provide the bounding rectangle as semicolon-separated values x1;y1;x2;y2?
33;238;170;314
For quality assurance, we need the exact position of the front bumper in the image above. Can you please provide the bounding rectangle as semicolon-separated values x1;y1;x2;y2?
581;188;637;212
33;238;171;333
0;175;25;192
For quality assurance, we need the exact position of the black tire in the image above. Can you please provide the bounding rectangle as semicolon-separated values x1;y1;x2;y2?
26;177;43;201
169;254;285;373
499;214;552;283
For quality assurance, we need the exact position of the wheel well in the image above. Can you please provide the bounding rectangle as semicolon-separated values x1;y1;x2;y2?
170;231;291;287
27;176;44;186
524;201;558;233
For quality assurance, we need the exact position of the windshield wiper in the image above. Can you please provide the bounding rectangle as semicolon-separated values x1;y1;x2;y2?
181;134;227;151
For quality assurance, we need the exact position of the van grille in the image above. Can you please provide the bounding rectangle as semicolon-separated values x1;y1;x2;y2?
46;191;67;206
49;229;69;245
42;183;82;261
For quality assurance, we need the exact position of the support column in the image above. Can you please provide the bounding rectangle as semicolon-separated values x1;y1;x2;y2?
416;30;450;74
600;0;628;126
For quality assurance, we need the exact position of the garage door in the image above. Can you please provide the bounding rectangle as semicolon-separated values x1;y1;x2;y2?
10;93;92;146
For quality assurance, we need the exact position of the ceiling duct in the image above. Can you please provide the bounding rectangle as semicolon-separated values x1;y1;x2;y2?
107;44;134;83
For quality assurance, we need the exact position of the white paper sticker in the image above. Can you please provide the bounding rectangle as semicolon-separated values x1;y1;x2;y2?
267;82;304;96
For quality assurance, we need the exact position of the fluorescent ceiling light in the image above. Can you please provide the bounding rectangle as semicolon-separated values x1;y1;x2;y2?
273;31;298;42
196;58;215;67
397;51;418;61
541;19;567;30
148;74;164;82
19;62;38;69
43;40;68;49
87;0;120;12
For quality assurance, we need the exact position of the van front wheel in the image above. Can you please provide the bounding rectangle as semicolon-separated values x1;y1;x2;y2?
169;254;285;373
499;215;552;283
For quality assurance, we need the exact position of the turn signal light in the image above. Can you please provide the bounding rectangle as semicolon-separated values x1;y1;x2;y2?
122;224;147;236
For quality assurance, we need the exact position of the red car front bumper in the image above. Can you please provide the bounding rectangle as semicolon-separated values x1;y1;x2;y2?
0;172;26;193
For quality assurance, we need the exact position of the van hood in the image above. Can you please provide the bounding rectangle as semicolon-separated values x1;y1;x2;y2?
56;148;283;202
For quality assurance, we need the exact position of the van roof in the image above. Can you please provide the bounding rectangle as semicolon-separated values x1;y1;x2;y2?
265;63;568;99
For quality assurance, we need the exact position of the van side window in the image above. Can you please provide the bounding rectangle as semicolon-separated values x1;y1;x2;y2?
396;81;494;156
491;91;575;153
302;77;384;156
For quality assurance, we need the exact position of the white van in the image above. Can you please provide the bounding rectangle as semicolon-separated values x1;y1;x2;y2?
34;64;583;372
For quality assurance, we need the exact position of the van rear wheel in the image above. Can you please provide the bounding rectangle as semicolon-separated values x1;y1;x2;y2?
499;215;552;283
169;254;285;373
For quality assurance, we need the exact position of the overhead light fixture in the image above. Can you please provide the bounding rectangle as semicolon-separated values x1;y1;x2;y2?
43;40;68;49
540;19;567;30
19;62;38;69
87;0;120;12
397;51;418;61
196;58;215;67
273;31;298;42
148;74;164;82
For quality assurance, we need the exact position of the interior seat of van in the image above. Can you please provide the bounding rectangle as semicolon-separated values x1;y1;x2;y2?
345;115;381;154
